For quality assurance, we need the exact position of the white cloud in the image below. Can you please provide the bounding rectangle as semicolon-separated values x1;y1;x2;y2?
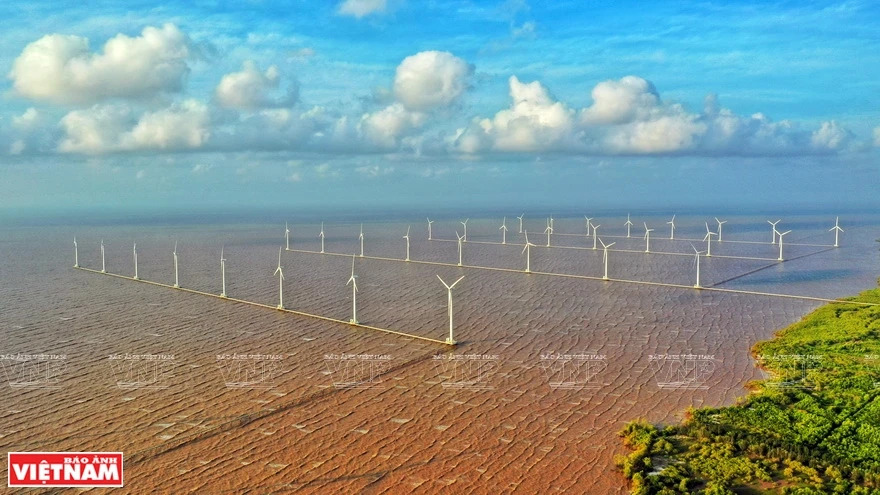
393;51;473;111
810;120;852;150
580;76;660;125
9;24;193;104
356;164;395;176
338;0;391;18
358;103;426;149
12;108;42;130
191;163;213;174
215;61;297;109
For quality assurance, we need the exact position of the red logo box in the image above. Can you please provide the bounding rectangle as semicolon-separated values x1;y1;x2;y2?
8;452;123;487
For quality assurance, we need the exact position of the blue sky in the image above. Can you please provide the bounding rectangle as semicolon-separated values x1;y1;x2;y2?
1;0;878;214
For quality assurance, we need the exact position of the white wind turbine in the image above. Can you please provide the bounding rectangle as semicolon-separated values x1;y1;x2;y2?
285;222;290;251
690;243;704;289
625;214;634;238
220;247;227;298
456;231;464;266
517;214;524;234
403;226;411;262
667;215;676;240
777;230;792;261
703;223;717;257
715;217;727;242
172;241;179;287
599;238;615;281
100;239;106;273
132;242;139;280
830;217;843;248
499;217;508;244
549;215;554;233
592;223;601;250
274;246;285;309
319;222;325;254
643;222;654;253
460;218;469;242
347;254;358;324
359;223;364;257
522;230;536;273
437;275;465;345
585;217;594;236
544;221;552;247
427;218;434;240
767;220;781;245
73;237;79;268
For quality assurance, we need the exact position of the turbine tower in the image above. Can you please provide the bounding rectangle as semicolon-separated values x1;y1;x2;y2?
285;222;290;251
643;223;654;253
319;222;325;254
522;230;536;273
625;214;634;238
703;223;717;257
73;237;79;268
517;214;524;234
667;215;676;240
549;215;554;233
456;232;464;267
359;223;364;257
220;247;227;298
544;222;552;247
599;238;615;281
691;243;704;289
403;226;411;262
460;218;469;242
715;217;727;242
592;224;601;250
437;275;465;345
427;218;434;240
767;220;781;244
500;217;508;244
132;242;139;280
100;239;106;273
347;255;358;324
274;246;285;309
777;230;792;261
829;217;843;248
172;241;179;287
585;217;594;237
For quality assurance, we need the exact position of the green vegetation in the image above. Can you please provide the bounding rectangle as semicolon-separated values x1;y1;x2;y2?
617;282;880;494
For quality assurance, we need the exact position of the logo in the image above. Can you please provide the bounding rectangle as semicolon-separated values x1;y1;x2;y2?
649;353;717;390
757;354;822;389
433;353;499;391
0;353;67;389
108;353;175;389
540;353;607;390
216;353;284;389
8;452;123;487
324;354;392;389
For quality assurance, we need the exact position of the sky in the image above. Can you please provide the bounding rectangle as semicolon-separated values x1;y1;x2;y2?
1;0;878;215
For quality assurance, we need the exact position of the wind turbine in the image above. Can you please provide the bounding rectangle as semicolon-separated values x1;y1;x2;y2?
829;217;843;248
643;223;654;253
499;217;508;244
359;223;364;257
100;239;106;273
690;243;704;289
220;247;227;298
592;223;601;250
285;222;290;251
777;230;792;261
703;223;717;257
599;238;615;281
427;218;434;240
544;222;552;247
274;246;284;309
715;217;727;242
172;241;179;287
132;242;139;280
460;218;469;242
517;214;524;233
319;222;325;254
585;217;594;237
437;275;465;345
522;230;536;273
456;232;464;267
549;215;554;233
767;220;781;244
73;237;79;268
667;215;676;240
625;214;634;238
347;255;358;324
403;226;411;262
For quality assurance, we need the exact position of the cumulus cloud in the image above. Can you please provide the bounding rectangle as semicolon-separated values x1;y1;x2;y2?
9;24;193;104
810;121;853;150
59;100;210;153
215;61;297;109
338;0;391;18
393;51;473;111
580;76;660;125
358;103;426;148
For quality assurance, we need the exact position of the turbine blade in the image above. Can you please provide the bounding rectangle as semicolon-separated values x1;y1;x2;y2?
450;276;465;288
